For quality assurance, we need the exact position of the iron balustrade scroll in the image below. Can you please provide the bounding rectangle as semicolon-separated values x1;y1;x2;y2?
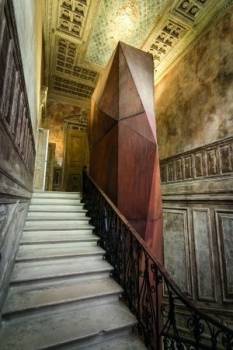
82;170;233;350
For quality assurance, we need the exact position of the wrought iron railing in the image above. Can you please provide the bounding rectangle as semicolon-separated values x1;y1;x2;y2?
82;170;233;350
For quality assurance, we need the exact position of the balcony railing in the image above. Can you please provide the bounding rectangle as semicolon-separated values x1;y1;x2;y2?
82;170;233;350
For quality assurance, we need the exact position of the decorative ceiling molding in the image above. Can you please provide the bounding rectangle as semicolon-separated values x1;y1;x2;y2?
44;0;230;107
57;0;90;40
44;0;100;109
143;0;229;82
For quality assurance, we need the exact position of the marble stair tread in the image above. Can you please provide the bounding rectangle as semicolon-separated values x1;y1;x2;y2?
79;333;147;350
21;231;99;243
30;198;82;205
29;204;86;212
0;302;137;350
3;278;123;316
24;220;93;231
22;228;94;236
27;211;88;219
11;256;113;283
32;192;81;199
16;242;104;261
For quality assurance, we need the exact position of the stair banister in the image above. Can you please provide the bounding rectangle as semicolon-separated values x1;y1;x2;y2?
82;169;233;350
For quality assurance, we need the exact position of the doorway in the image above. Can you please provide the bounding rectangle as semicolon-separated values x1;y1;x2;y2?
63;120;89;192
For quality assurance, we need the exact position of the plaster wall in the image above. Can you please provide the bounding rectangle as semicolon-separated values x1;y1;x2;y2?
156;8;233;160
12;0;43;134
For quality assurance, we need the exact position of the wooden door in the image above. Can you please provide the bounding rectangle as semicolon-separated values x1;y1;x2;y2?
45;142;55;191
63;123;88;192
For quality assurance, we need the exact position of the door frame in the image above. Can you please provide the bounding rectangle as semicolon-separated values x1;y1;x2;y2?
62;116;88;191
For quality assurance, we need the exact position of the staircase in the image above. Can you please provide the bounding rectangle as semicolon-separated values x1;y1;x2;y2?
0;191;146;349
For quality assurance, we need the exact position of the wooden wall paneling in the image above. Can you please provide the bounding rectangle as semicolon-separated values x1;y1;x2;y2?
215;210;233;303
0;0;36;314
0;200;28;311
163;207;192;297
160;136;233;185
192;208;216;302
162;195;233;323
0;1;36;196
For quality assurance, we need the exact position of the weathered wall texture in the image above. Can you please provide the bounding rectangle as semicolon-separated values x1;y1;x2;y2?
0;201;28;311
157;9;233;325
12;0;43;133
44;101;82;166
156;9;233;160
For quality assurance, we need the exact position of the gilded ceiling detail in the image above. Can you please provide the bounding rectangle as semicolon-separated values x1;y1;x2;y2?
44;0;230;107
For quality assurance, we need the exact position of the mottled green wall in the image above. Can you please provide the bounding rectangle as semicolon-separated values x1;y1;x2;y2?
156;8;233;160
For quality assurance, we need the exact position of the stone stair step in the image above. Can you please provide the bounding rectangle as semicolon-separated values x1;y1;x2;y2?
0;302;137;350
16;242;104;261
29;204;85;212
0;190;145;349
78;332;147;350
32;191;81;199
3;278;122;316
22;227;94;235
27;211;88;220
11;256;112;284
24;220;92;231
21;231;99;244
30;198;82;205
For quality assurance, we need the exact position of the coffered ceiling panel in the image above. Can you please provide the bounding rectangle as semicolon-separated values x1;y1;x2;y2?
57;0;90;39
44;0;232;108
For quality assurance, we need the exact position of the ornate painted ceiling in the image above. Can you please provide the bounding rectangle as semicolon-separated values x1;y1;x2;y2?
44;0;232;110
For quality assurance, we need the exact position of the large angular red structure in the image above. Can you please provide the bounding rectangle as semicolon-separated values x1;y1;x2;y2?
89;42;163;261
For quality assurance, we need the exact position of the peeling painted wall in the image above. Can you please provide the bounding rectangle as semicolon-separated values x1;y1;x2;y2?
44;101;83;166
156;9;233;160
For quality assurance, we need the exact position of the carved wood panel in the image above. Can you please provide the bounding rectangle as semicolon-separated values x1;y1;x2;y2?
0;0;35;196
160;136;233;184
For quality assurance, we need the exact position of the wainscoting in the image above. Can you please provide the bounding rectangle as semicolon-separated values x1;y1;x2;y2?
161;137;233;327
0;0;35;311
